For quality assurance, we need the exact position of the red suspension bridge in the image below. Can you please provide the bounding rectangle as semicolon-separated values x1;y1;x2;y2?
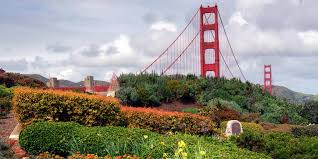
142;5;247;81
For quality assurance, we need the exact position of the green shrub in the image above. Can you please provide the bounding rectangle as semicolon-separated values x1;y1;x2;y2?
20;121;270;159
0;96;12;116
19;122;80;156
235;129;265;152
182;107;199;114
234;129;318;159
13;87;120;126
292;125;318;137
0;85;12;117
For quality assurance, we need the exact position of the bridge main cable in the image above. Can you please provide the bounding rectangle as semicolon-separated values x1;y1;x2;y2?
142;8;200;73
217;10;247;81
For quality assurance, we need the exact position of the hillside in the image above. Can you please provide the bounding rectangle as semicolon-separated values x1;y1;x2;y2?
272;85;318;104
0;72;46;88
25;74;109;87
116;73;310;124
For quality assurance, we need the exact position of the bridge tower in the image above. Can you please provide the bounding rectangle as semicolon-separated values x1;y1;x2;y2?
263;65;272;95
200;5;220;77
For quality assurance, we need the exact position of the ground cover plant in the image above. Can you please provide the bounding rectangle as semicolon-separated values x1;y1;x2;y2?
20;121;270;159
116;73;308;124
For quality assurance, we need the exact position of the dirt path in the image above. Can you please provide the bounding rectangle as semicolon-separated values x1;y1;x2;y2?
0;112;17;140
0;112;26;158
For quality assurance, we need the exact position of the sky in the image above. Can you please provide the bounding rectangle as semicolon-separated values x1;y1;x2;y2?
0;0;317;94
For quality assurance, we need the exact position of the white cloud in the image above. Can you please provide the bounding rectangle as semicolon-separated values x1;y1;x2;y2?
298;30;318;52
150;21;177;32
229;12;248;26
55;68;74;79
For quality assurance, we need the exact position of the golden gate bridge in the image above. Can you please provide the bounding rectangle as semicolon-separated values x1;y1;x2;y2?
142;5;247;81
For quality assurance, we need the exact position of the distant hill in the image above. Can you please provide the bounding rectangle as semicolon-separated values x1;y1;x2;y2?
0;73;46;88
25;74;109;87
272;85;318;104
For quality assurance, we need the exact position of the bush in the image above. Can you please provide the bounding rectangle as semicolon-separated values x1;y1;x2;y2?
13;87;120;126
0;85;12;117
121;106;215;135
235;129;265;152
0;96;12;116
234;129;318;159
20;122;270;159
292;125;318;137
19;122;80;156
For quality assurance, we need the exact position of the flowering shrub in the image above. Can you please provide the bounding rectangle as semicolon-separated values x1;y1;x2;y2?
121;106;215;135
13;87;120;126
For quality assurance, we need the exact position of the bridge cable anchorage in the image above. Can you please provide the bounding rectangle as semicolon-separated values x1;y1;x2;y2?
142;8;200;73
217;10;247;81
203;14;234;78
161;31;200;75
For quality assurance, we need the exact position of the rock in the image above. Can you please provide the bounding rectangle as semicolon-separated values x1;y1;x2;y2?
225;120;243;136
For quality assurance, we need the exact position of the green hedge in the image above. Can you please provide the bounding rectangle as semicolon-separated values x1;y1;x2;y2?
13;87;120;126
20;122;270;159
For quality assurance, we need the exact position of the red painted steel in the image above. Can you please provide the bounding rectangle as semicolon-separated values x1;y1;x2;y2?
263;65;273;95
200;5;220;77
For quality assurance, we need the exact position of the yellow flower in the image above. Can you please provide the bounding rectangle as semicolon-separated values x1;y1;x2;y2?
199;150;206;156
178;140;186;148
181;152;188;159
143;135;148;139
163;153;168;158
160;141;165;145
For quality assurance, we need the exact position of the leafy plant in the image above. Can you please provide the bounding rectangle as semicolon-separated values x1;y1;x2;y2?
13;87;120;126
121;106;215;135
292;124;318;137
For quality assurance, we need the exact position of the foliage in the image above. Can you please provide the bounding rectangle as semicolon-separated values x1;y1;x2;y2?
120;106;215;135
20;121;270;159
182;107;199;114
116;73;307;124
0;72;46;88
234;129;318;159
30;152;141;159
0;139;17;159
240;113;260;123
13;87;120;126
235;129;266;152
20;122;80;156
0;85;13;117
301;100;318;124
292;124;318;137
